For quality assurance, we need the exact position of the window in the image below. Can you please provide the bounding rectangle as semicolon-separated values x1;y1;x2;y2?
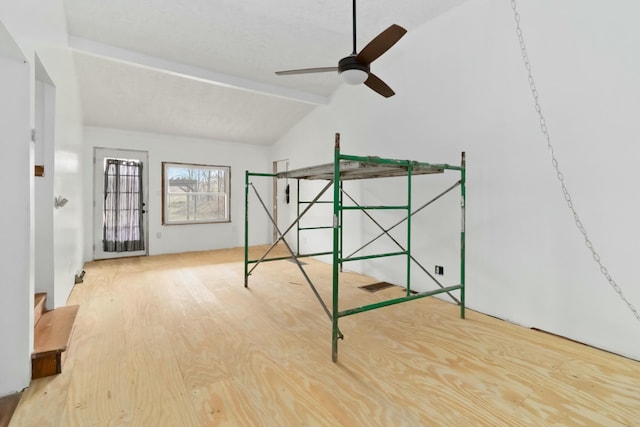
162;162;230;224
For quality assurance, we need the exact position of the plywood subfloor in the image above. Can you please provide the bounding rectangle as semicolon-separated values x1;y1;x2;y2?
0;393;20;427
10;246;640;426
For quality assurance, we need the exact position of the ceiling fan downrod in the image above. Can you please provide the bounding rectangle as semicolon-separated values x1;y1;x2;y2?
352;0;357;55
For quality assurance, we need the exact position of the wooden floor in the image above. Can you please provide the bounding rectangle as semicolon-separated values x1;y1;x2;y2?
10;246;640;426
0;393;21;427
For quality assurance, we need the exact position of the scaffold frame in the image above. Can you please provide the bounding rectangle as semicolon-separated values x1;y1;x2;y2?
244;133;466;362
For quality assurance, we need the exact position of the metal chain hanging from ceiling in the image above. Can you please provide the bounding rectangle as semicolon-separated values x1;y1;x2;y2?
509;0;640;322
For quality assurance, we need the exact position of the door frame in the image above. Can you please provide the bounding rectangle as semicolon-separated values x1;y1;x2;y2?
93;147;149;260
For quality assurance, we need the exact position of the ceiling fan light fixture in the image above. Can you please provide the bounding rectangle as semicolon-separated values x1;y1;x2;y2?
274;0;407;97
338;55;369;85
340;68;368;85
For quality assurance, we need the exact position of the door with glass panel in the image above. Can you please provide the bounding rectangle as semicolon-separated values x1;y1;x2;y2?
93;148;149;260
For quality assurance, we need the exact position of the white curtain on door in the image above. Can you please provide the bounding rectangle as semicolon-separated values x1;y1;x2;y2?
102;159;145;252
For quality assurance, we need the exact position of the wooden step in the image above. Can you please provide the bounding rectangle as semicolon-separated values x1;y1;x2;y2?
32;305;79;379
34;293;46;327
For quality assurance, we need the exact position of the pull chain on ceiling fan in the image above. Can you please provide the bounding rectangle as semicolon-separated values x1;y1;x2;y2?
275;0;407;98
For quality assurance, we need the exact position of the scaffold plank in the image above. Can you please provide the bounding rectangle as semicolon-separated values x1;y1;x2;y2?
277;160;444;181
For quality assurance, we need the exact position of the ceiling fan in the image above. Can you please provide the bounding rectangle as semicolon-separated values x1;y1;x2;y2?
275;0;407;98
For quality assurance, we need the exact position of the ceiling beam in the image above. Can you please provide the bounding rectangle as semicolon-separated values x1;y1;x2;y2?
68;36;328;106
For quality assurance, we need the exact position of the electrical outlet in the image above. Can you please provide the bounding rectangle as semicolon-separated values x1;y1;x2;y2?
435;265;444;275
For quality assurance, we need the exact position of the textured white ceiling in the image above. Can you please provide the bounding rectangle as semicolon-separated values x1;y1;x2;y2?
64;0;468;144
74;53;317;145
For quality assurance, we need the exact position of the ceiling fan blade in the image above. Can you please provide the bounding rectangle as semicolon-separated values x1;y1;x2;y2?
364;73;395;98
275;67;338;76
356;24;407;65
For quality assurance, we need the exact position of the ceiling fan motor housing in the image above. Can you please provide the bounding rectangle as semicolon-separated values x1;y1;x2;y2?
338;55;370;74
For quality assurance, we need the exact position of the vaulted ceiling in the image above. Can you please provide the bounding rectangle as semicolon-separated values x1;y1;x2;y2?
64;0;468;145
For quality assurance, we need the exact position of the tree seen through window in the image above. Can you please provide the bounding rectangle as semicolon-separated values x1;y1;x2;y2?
162;162;230;224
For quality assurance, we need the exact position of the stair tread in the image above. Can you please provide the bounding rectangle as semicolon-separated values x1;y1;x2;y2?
33;305;79;357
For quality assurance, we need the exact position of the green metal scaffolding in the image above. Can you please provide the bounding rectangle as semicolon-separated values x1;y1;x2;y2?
244;133;466;362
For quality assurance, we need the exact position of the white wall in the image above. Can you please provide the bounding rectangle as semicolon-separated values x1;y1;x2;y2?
43;47;85;308
0;1;85;310
271;0;640;361
34;60;56;310
0;1;85;395
83;127;272;259
0;22;32;397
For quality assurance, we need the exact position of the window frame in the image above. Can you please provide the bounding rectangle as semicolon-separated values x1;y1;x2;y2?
162;161;231;225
